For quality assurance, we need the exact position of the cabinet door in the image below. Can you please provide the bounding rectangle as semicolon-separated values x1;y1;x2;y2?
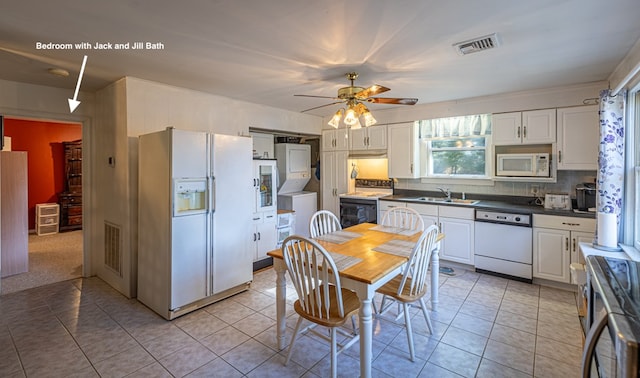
254;160;277;213
388;123;419;178
349;128;368;151
255;220;277;261
321;151;337;213
533;227;570;283
421;215;438;229
322;129;336;151
320;151;348;215
571;231;594;265
439;217;474;265
334;128;349;150
334;150;349;201
557;105;598;170
367;125;387;149
492;112;522;145
522;109;556;144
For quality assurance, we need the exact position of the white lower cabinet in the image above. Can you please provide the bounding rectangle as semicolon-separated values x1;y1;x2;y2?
437;207;474;265
252;211;278;262
406;202;474;265
533;214;595;284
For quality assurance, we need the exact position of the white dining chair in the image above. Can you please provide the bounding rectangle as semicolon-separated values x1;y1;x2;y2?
281;235;360;378
380;206;425;232
309;209;358;333
376;225;439;361
309;210;342;238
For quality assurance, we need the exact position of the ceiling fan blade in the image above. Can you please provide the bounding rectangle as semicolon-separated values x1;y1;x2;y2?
300;101;344;113
367;97;418;105
355;84;390;99
294;94;340;100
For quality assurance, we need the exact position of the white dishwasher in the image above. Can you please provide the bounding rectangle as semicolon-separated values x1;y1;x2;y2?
474;210;533;282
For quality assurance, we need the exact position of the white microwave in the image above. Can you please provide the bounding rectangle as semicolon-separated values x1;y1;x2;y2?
496;153;550;177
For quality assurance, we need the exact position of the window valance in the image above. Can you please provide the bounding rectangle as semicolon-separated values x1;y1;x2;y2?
417;114;492;138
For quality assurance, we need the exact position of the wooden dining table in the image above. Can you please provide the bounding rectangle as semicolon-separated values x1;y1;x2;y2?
266;222;443;378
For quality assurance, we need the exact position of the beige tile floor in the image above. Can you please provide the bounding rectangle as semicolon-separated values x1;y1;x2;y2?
0;267;584;377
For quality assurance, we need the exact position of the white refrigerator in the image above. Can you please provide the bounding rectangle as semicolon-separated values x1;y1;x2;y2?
138;128;253;320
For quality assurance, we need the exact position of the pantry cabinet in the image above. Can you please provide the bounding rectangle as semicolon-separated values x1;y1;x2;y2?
388;122;420;178
350;124;387;151
322;128;349;151
533;214;595;283
321;150;349;215
492;109;556;145
557;105;599;170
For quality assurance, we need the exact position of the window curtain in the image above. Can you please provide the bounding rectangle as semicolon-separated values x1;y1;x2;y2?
596;89;626;248
418;114;491;138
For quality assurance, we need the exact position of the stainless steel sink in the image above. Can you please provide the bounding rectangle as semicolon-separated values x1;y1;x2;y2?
412;197;479;205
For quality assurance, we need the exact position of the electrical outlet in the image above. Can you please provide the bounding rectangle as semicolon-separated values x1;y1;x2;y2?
531;185;540;195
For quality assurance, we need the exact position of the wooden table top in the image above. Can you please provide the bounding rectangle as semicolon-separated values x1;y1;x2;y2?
267;223;442;285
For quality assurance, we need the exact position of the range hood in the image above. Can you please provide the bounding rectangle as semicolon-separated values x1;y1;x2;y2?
348;149;387;159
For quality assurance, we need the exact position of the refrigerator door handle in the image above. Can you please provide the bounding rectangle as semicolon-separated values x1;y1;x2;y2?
210;176;216;213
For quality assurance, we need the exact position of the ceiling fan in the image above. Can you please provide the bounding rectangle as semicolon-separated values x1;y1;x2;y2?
295;72;418;112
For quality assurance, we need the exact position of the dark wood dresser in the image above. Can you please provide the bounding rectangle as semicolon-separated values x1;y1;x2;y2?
59;140;82;230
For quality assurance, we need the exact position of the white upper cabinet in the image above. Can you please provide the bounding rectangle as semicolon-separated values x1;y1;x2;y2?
350;125;387;151
492;109;556;145
388;122;420;178
322;128;349;151
557;105;599;170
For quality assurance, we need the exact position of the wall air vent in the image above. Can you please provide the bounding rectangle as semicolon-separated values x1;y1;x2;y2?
104;221;122;276
453;33;500;55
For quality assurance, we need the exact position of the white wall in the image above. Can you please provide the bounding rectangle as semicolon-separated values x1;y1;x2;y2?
0;78;95;282
93;77;323;297
125;77;323;137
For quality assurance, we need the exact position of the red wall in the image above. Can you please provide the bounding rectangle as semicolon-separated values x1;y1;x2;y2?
4;118;82;230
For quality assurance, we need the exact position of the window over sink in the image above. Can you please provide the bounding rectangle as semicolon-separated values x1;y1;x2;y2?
417;114;492;179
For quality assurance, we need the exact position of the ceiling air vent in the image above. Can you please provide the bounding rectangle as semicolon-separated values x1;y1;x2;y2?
453;33;500;55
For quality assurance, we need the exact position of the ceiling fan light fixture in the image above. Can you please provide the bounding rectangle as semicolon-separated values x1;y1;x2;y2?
362;110;377;127
328;109;343;128
350;117;362;130
343;107;358;126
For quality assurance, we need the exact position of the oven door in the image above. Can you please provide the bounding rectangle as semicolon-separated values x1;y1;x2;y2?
339;198;377;228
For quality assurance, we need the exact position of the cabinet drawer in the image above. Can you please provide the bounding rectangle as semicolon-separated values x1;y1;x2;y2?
379;201;405;211
439;205;474;220
533;214;595;232
67;216;83;226
406;203;438;216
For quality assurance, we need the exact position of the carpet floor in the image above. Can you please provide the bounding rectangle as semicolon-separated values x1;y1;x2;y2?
1;230;83;295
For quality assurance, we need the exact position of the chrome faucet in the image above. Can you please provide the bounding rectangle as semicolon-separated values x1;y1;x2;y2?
437;187;451;201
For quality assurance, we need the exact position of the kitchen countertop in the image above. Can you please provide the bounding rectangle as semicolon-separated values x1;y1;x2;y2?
380;190;596;219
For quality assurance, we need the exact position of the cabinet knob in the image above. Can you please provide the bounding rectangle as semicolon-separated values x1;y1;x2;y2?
558;150;562;163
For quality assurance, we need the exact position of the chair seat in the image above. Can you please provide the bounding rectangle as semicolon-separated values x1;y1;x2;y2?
294;287;360;328
377;275;428;303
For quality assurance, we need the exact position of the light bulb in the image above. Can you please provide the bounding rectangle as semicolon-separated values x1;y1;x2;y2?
343;108;358;126
328;109;343;128
350;118;362;129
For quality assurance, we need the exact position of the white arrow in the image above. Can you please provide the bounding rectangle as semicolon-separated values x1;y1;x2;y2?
68;55;87;113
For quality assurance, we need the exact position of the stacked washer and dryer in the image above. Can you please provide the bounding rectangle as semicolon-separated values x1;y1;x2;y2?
275;143;317;238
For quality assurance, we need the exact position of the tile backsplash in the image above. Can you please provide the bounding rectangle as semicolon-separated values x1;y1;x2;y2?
395;170;597;198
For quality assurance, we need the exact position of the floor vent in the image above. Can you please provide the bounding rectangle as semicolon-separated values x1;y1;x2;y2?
104;222;122;276
453;33;500;55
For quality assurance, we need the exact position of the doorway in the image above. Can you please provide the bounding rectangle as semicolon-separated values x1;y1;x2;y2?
1;117;84;294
